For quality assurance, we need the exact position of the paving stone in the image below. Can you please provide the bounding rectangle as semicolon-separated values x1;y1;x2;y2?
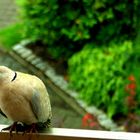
35;62;48;70
13;44;23;51
0;0;18;28
16;47;28;55
31;58;42;65
20;49;32;58
26;54;36;61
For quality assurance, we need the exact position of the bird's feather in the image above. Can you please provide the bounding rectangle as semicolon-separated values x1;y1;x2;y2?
30;90;41;120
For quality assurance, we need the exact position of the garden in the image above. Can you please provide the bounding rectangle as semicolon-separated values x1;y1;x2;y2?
0;0;140;132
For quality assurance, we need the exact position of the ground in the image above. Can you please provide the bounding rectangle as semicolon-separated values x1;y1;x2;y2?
0;0;18;28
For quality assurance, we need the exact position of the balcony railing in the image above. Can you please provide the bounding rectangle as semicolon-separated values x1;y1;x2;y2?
0;125;140;140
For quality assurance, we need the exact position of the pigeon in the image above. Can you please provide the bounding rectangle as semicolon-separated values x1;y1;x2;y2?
0;66;52;133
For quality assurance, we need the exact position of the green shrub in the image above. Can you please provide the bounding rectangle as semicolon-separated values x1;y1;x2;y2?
17;0;140;59
16;0;140;118
0;23;24;50
68;41;134;118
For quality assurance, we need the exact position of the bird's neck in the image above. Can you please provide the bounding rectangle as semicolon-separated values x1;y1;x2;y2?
0;71;15;84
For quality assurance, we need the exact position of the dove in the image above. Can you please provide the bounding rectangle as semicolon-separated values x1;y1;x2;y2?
0;66;52;133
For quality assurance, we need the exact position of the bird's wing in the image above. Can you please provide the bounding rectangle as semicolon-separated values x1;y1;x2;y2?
0;109;7;118
30;90;41;121
30;89;51;123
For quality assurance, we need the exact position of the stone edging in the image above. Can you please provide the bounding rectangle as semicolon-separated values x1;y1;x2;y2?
12;40;124;131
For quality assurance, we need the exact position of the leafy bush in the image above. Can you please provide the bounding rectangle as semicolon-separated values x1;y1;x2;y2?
68;41;134;118
17;0;140;59
0;23;24;50
17;0;140;118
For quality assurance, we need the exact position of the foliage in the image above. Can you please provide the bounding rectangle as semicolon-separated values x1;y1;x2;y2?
16;0;140;119
17;0;140;59
0;23;24;50
68;41;134;118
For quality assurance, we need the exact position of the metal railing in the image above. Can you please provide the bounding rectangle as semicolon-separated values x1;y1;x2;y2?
0;125;140;140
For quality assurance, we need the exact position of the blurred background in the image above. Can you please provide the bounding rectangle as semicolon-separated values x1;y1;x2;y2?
0;0;140;132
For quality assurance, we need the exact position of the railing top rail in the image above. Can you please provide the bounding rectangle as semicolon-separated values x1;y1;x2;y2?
0;125;140;140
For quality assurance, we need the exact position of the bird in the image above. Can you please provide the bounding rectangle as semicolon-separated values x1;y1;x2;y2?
0;66;52;133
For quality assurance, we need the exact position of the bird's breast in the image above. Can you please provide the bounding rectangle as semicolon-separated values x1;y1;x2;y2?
0;88;37;124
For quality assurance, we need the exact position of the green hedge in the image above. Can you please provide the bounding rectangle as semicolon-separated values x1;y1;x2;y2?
17;0;140;117
0;23;24;50
17;0;140;59
68;41;134;118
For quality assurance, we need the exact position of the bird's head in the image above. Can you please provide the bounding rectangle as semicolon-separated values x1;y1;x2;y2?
0;66;15;84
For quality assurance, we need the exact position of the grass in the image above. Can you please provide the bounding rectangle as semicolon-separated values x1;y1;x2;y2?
0;23;24;50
